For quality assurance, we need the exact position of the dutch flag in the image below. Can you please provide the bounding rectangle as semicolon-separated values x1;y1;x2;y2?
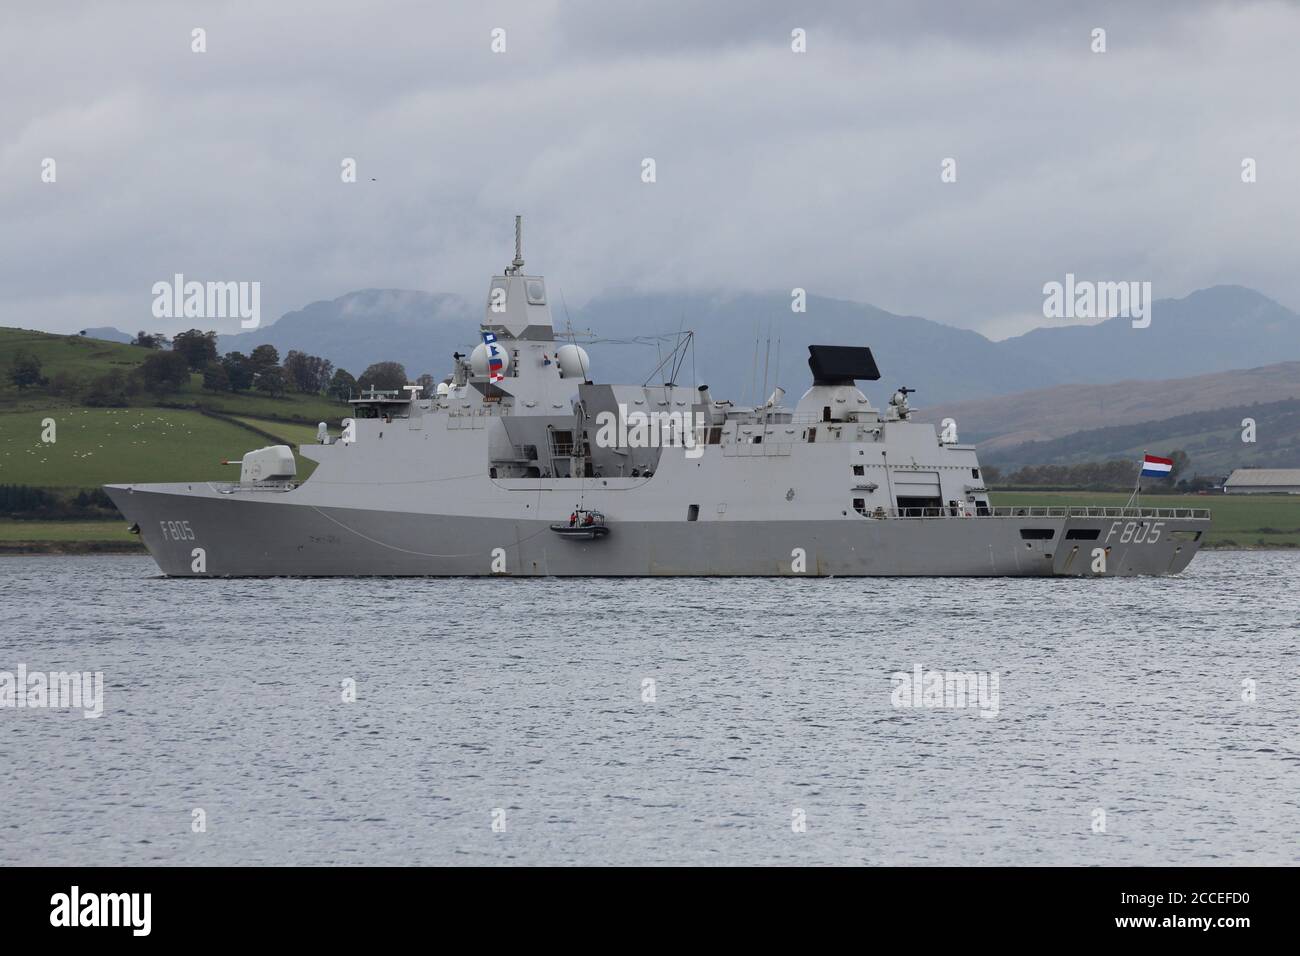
1140;454;1174;478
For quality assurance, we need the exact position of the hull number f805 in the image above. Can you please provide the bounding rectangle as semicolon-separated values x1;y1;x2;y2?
159;520;196;541
1106;520;1163;544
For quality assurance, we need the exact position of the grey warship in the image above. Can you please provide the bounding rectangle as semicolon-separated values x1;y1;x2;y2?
105;220;1210;577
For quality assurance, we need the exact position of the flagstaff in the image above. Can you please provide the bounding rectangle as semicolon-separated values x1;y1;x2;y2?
1125;450;1145;511
1129;452;1175;510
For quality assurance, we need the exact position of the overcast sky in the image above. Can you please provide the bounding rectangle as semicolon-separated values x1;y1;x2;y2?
3;0;1297;340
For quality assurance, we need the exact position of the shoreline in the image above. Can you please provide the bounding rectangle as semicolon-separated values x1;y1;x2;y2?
0;541;1293;556
0;541;148;555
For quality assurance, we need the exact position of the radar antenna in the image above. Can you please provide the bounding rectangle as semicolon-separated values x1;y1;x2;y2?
505;215;525;275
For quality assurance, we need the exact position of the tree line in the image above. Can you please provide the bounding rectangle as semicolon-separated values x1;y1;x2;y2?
8;329;425;407
983;451;1204;491
0;484;118;520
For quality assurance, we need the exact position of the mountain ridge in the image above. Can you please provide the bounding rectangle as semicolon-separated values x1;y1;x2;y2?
915;361;1300;448
73;283;1297;407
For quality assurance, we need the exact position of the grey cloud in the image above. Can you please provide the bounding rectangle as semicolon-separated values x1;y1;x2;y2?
1;0;1296;342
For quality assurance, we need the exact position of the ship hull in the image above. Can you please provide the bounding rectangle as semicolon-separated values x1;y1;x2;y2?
105;484;1207;577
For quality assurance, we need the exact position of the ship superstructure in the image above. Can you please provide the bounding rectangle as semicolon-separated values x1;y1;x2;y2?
105;219;1209;577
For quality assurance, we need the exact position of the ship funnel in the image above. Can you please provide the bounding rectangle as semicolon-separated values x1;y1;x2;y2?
698;384;724;426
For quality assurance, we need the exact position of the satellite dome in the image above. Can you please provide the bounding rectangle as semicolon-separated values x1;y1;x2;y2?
557;344;591;380
470;342;511;377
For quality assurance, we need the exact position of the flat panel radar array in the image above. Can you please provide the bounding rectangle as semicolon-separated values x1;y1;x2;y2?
807;345;881;385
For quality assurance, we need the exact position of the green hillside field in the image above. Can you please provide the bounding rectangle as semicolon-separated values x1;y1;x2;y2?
0;327;344;423
1;327;349;478
0;407;296;487
0;520;140;550
0;326;355;551
226;416;325;447
0;328;147;387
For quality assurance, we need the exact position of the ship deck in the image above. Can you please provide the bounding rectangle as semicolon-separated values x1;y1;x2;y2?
883;506;1211;520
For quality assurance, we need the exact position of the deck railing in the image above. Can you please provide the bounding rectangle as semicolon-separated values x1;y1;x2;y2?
876;505;1211;520
212;480;297;494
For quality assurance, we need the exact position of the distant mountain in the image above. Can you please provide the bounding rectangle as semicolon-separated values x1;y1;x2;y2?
216;288;1047;405
915;361;1300;474
566;291;1060;407
982;397;1300;474
916;361;1300;449
79;326;132;344
213;284;1300;407
218;289;476;381
997;285;1299;384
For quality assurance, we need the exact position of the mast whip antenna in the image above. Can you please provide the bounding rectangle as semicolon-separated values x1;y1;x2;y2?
507;215;525;275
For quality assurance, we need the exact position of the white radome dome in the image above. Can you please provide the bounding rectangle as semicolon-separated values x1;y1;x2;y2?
470;342;511;377
557;344;591;380
435;382;450;397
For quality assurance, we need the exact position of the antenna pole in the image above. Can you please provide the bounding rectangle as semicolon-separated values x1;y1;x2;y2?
760;322;771;425
1124;451;1144;512
773;332;782;418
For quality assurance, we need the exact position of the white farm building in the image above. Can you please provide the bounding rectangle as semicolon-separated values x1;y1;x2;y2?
1223;469;1300;495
